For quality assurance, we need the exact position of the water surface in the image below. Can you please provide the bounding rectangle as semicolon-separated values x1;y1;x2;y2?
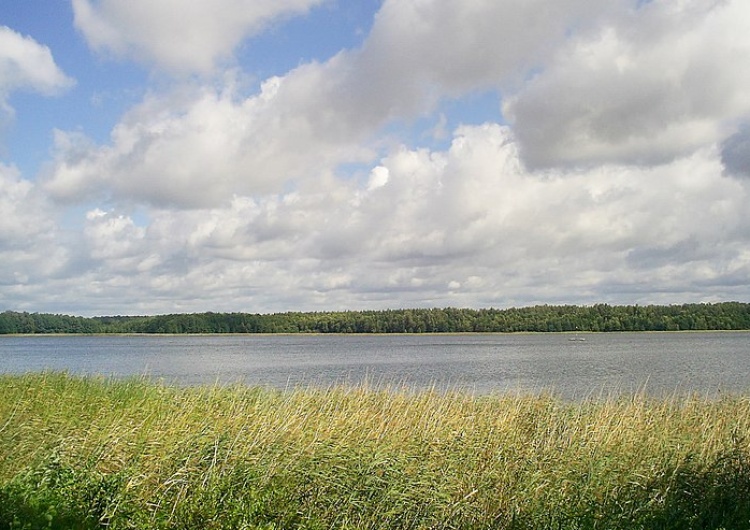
1;332;749;398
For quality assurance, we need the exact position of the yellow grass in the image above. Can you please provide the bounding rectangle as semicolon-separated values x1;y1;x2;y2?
1;373;749;528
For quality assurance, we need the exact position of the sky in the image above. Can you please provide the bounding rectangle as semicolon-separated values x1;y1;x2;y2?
1;0;750;317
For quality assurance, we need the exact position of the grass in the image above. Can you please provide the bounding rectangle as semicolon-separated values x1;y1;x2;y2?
1;373;749;529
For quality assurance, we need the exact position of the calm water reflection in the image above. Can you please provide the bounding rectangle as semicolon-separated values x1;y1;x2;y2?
1;332;749;398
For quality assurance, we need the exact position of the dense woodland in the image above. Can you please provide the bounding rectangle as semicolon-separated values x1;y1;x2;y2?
1;302;750;334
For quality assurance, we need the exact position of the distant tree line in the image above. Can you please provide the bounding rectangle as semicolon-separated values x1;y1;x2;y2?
2;302;750;334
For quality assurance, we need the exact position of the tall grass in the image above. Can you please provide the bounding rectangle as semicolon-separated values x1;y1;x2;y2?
1;373;749;529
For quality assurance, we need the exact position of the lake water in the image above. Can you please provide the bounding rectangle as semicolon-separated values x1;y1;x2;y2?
1;332;749;399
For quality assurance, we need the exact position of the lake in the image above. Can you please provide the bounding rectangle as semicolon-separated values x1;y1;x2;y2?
1;332;749;398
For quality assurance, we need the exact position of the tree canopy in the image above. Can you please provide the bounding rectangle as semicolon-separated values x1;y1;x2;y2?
2;302;750;334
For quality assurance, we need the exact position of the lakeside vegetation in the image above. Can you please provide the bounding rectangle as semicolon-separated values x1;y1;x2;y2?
2;301;750;334
1;374;749;529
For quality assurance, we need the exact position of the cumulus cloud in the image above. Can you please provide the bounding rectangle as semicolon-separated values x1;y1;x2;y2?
505;0;750;168
0;26;73;134
289;0;750;171
0;164;54;247
41;0;614;207
36;124;750;314
362;0;618;96
49;0;750;209
17;0;750;313
342;125;747;282
0;26;74;96
0;164;71;301
43;74;376;207
72;0;326;74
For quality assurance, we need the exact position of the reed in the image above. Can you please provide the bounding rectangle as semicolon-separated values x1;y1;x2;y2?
1;373;749;529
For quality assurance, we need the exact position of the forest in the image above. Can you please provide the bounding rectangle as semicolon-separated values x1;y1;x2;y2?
1;302;750;334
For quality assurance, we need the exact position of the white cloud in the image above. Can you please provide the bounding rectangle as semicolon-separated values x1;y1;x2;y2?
41;1;631;208
42;0;599;206
52;0;750;209
366;166;389;191
505;0;750;168
363;0;618;95
43;66;379;207
0;164;54;247
84;208;147;263
0;164;72;304
13;0;750;314
0;26;73;135
72;0;326;74
32;124;750;314
0;26;74;96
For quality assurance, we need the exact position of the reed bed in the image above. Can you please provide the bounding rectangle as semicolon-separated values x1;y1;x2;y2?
1;373;749;529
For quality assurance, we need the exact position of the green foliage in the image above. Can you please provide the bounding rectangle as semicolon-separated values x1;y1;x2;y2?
1;374;750;528
0;453;121;529
2;302;750;334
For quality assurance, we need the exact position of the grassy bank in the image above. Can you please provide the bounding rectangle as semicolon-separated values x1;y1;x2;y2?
1;374;749;529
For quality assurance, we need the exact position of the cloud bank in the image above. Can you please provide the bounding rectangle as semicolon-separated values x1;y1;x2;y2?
3;0;750;315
